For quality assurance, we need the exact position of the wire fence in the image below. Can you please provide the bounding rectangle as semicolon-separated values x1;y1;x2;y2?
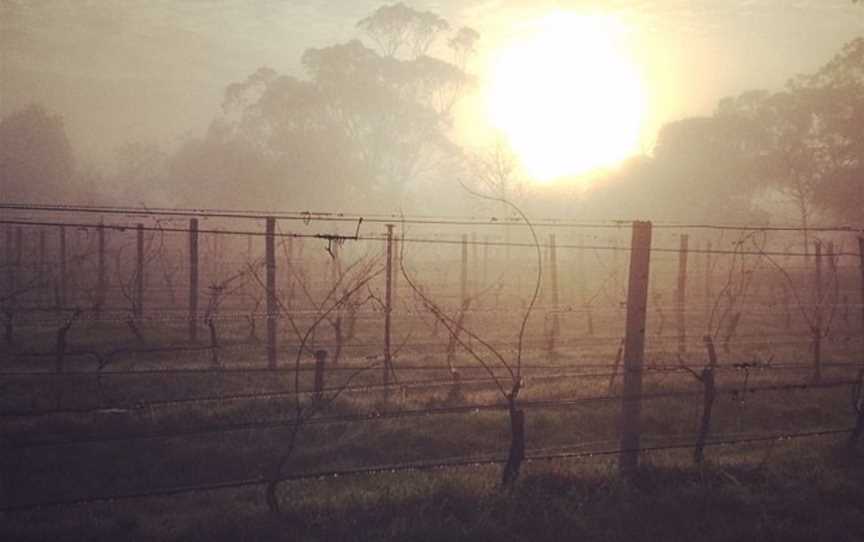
0;427;853;513
2;203;863;514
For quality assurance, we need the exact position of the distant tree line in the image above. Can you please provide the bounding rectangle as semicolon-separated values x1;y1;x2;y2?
586;37;864;228
168;3;477;212
0;3;861;228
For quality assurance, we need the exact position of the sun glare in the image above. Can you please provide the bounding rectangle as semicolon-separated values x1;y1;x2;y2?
486;13;645;183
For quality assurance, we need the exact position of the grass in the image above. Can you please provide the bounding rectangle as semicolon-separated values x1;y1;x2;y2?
2;269;863;540
4;440;863;541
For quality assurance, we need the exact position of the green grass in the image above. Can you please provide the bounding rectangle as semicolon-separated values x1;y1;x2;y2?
3;282;863;541
4;441;863;541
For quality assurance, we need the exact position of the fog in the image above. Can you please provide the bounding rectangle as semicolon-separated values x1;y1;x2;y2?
1;0;862;222
4;2;864;535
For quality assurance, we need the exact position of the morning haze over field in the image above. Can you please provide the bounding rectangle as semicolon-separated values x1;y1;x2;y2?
2;0;863;222
2;2;864;541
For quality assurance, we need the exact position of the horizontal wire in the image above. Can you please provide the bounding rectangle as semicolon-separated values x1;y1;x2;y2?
2;218;859;257
14;362;849;417
2;202;862;233
8;379;856;450
0;426;852;514
2;360;859;379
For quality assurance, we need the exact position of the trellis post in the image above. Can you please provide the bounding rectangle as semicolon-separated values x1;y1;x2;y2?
266;217;277;368
619;221;652;476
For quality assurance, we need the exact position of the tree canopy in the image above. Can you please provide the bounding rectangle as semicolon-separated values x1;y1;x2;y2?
0;104;74;202
172;4;477;211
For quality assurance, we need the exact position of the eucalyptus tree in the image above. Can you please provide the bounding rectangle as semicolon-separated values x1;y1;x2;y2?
0;104;74;203
172;4;478;212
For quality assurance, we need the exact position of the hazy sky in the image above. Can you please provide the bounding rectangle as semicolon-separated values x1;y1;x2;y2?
1;0;862;165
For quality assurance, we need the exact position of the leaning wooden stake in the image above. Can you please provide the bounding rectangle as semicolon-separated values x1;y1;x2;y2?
619;221;652;476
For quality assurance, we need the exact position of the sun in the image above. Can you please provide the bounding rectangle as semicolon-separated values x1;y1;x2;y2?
485;13;645;182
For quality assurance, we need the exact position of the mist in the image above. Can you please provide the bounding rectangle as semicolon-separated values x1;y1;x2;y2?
2;4;864;539
2;0;862;220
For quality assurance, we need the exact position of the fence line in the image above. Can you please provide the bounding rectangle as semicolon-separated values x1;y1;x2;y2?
6;364;858;418
8;379;857;450
2;219;860;258
3;212;863;515
2;202;862;233
0;427;852;514
2;359;860;379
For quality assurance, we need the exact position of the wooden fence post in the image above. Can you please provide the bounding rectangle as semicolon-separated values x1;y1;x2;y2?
392;230;399;302
461;233;471;347
15;227;22;301
266;217;277;369
859;237;864;347
549;233;560;352
828;241;839;318
471;232;479;297
96;222;106;317
330;236;345;362
38;228;45;305
813;240;823;383
460;234;468;306
578;232;594;336
676;234;689;355
4;227;14;301
314;349;327;401
135;223;144;318
189;218;199;342
286;237;294;309
619;220;652;476
705;241;712;332
608;338;625;393
59;226;67;307
384;224;394;385
329;238;339;285
612;233;621;295
483;235;490;287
